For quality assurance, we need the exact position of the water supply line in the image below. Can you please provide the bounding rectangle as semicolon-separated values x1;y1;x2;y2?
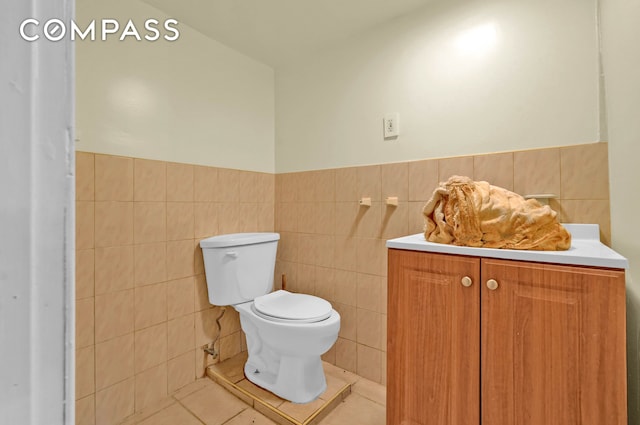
203;306;226;358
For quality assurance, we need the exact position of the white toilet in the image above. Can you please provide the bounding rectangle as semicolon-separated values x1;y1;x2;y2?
199;232;340;404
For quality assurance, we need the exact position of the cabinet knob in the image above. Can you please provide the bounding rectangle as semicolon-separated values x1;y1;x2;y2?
486;279;499;291
461;276;473;287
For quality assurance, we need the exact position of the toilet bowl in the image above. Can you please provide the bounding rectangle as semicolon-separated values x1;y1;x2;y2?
199;233;341;404
236;290;340;403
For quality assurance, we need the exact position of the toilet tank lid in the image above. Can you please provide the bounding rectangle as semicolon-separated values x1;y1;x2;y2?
200;232;280;248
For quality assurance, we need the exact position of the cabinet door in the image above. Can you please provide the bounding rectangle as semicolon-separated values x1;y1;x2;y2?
481;259;627;425
387;249;480;425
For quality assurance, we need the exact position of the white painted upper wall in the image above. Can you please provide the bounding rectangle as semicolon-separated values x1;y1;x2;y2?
600;0;640;421
76;0;275;173
275;0;600;172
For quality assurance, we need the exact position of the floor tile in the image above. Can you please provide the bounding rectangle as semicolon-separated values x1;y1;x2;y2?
321;394;385;425
351;379;386;406
122;397;175;424
180;383;247;424
224;408;277;425
173;378;216;400
138;403;203;425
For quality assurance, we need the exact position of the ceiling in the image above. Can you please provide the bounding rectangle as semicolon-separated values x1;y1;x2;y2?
142;0;433;68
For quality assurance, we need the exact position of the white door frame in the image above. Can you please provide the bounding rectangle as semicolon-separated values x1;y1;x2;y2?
0;0;75;423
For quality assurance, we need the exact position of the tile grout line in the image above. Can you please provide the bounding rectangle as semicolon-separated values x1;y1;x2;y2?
219;406;252;425
172;396;208;425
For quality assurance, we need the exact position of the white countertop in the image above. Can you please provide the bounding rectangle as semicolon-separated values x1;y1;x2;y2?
386;224;629;269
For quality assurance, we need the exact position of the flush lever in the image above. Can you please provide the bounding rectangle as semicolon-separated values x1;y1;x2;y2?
225;251;238;258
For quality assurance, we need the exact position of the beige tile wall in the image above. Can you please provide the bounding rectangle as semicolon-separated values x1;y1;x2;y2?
275;142;611;385
75;142;610;423
75;152;274;425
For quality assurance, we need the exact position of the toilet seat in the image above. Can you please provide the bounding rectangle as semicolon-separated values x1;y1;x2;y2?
252;290;332;323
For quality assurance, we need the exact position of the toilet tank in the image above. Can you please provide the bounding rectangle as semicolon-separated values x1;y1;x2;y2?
199;233;279;306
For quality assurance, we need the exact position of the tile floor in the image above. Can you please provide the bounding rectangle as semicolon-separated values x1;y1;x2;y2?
118;362;385;425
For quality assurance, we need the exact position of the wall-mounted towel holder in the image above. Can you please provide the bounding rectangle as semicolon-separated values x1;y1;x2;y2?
360;196;399;206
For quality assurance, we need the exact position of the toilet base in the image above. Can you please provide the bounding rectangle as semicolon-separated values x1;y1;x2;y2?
233;301;339;404
244;355;327;404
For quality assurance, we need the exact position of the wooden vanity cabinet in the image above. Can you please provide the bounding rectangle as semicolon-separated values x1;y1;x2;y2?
387;248;627;425
387;249;480;425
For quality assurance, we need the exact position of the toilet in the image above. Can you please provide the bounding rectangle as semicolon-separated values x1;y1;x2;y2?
199;232;340;404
